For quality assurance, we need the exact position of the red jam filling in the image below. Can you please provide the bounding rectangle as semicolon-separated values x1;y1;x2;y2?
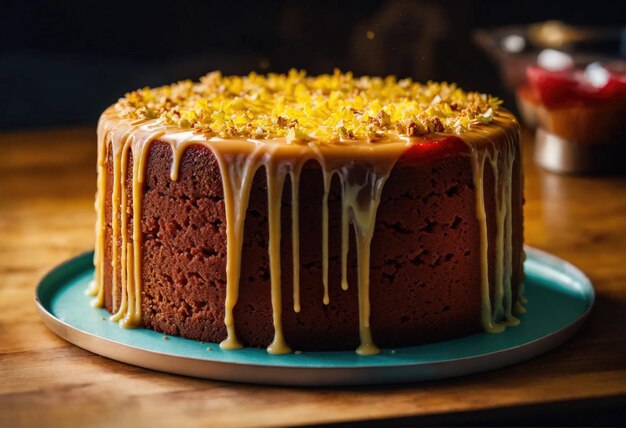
521;65;626;109
398;135;469;165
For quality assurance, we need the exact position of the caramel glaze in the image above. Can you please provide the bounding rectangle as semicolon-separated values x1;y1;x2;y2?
90;106;524;355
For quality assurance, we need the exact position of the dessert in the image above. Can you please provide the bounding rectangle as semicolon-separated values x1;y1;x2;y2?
519;62;626;139
517;61;625;173
89;70;524;355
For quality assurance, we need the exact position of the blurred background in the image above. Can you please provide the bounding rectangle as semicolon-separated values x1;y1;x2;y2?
2;0;624;130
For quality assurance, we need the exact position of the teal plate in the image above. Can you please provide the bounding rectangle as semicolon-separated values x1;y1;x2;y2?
36;247;593;386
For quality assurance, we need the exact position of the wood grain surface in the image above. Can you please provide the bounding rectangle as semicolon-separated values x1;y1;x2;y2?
0;126;624;427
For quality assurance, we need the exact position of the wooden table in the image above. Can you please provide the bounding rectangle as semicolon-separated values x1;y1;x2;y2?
1;126;624;427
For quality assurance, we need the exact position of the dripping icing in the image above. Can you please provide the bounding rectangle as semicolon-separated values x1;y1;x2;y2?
290;163;303;313
94;106;522;355
462;113;521;332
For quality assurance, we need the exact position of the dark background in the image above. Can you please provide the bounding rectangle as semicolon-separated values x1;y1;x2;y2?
2;0;625;129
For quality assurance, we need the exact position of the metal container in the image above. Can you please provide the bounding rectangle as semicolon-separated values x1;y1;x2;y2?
535;127;625;174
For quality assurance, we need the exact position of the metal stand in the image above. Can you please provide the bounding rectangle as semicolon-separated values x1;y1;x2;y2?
535;128;625;174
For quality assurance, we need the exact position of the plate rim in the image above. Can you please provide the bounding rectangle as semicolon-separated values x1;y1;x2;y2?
35;246;595;385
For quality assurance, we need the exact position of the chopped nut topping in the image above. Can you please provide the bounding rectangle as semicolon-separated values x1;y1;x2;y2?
430;117;445;133
114;69;504;141
276;116;289;127
407;122;422;137
372;110;392;128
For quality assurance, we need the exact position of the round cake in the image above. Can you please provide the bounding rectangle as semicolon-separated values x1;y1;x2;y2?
89;70;524;355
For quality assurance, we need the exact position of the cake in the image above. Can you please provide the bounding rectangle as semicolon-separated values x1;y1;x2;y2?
517;63;625;172
88;70;524;355
519;64;626;142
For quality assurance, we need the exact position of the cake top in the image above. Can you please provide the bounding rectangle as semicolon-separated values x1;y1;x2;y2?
115;69;503;143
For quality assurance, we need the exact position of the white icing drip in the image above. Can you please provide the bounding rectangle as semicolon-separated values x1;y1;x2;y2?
503;138;519;326
110;141;131;323
109;144;122;312
290;164;303;313
487;146;506;321
462;113;521;332
340;174;350;291
266;159;291;355
336;163;392;356
516;142;528;313
214;144;264;350
470;147;504;333
321;170;332;306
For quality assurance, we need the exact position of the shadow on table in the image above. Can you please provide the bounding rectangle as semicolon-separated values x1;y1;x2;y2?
321;395;626;427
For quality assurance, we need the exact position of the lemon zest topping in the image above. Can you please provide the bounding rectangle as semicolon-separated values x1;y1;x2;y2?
116;69;503;141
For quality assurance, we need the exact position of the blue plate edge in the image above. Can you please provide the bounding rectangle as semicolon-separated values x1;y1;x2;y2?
34;246;595;371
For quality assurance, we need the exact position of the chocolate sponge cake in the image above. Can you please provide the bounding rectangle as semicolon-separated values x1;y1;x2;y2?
90;70;524;355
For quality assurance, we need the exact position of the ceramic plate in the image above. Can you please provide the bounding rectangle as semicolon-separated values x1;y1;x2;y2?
36;246;593;386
